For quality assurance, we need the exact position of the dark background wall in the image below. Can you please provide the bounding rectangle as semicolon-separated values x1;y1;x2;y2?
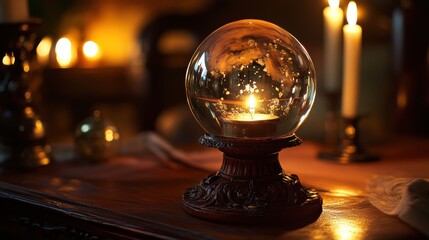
27;0;429;145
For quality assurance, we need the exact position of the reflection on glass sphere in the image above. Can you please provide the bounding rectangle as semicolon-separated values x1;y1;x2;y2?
185;19;316;139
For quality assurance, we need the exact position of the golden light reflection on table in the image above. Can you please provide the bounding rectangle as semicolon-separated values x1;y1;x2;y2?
329;188;361;197
331;219;366;240
302;192;370;240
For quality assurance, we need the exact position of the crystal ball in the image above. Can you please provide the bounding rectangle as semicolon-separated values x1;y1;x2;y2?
185;19;316;139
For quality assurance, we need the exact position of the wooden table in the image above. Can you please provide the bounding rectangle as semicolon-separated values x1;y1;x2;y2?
0;138;428;239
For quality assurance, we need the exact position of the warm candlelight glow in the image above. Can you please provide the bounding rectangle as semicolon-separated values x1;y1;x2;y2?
248;95;256;118
347;1;358;26
333;220;364;240
223;95;280;123
36;36;52;65
329;188;361;197
2;53;15;65
55;37;73;67
227;95;279;123
83;40;101;60
328;0;340;8
104;128;119;142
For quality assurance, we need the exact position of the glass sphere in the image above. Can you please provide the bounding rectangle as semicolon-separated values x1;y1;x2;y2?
75;111;120;163
185;19;316;139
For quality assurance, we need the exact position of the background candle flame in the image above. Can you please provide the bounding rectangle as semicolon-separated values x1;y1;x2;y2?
55;37;73;67
36;36;52;65
2;53;15;65
328;0;340;8
347;1;358;26
83;40;101;60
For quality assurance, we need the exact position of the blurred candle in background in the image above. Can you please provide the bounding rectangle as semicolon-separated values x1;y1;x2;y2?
323;0;343;93
0;0;28;22
55;37;77;68
83;40;101;62
36;36;53;66
2;53;15;65
341;1;361;118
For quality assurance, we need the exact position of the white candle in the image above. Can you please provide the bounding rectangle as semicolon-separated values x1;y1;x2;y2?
223;113;279;138
341;1;362;118
323;0;344;92
0;0;29;22
222;95;279;137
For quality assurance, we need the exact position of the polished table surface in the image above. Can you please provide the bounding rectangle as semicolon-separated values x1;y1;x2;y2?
0;137;428;239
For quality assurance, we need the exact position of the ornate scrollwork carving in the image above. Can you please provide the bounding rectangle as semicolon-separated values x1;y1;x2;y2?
183;135;322;224
199;134;302;156
183;172;318;215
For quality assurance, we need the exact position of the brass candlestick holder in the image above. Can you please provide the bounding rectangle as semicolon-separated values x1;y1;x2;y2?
318;117;379;163
323;91;341;146
0;20;52;169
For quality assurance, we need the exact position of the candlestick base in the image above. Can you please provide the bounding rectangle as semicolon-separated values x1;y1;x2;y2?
318;117;379;163
182;134;322;226
322;91;341;147
0;20;53;169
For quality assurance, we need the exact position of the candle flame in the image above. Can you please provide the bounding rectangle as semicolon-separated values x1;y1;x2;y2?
328;0;340;8
346;1;358;26
55;37;73;67
83;40;101;60
36;36;52;64
2;53;15;65
248;95;256;118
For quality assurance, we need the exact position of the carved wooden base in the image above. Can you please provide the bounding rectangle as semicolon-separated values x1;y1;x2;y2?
182;134;322;225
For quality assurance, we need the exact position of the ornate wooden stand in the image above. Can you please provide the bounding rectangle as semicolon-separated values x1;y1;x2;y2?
182;134;322;225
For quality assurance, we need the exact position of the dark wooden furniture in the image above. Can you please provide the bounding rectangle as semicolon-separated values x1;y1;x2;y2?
0;139;428;239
